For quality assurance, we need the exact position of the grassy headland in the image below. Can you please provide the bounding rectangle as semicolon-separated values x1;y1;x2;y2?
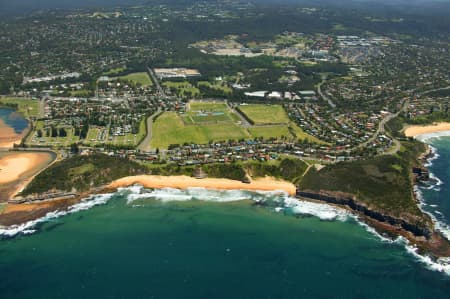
299;140;427;221
21;154;148;195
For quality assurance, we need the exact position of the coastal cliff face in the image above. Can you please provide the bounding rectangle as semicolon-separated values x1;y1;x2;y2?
296;190;431;237
296;189;450;257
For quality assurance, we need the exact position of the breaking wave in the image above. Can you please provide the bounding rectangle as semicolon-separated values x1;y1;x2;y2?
124;185;351;222
416;131;450;143
1;185;450;275
0;192;115;238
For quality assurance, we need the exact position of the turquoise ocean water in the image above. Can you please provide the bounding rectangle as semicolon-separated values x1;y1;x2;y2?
0;108;28;134
1;138;450;298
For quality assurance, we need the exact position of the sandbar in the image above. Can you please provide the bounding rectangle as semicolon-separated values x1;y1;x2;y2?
404;122;450;137
109;175;296;195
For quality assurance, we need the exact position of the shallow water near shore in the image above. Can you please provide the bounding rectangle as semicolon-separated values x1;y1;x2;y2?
0;107;28;134
417;136;450;240
1;187;450;298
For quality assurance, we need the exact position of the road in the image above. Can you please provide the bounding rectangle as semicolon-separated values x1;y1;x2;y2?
147;67;166;98
317;77;336;108
332;99;408;156
228;103;252;128
137;108;161;152
419;85;450;96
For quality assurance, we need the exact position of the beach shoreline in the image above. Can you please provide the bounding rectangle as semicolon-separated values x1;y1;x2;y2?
108;175;297;195
404;122;450;138
0;175;295;227
1;172;450;258
0;151;56;202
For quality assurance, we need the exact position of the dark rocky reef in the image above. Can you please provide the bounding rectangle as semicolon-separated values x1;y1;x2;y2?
296;190;431;237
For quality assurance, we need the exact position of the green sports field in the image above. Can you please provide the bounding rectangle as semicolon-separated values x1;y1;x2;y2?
183;101;238;124
118;72;153;87
151;112;250;149
238;104;290;125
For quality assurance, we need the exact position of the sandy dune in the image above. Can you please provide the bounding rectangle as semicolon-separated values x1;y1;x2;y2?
404;122;450;137
109;175;296;195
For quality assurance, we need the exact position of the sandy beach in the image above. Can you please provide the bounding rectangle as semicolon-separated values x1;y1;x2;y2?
0;151;56;201
109;175;297;195
404;122;450;137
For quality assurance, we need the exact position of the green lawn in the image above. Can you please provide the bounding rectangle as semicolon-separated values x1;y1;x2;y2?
238;104;290;125
184;101;237;124
103;67;127;76
247;123;326;144
152;111;323;149
248;125;292;139
0;97;40;118
151;112;250;149
163;81;200;98
69;89;92;97
189;101;228;112
197;81;232;94
119;72;152;87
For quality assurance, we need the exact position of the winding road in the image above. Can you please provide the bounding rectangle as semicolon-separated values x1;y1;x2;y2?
137;108;161;152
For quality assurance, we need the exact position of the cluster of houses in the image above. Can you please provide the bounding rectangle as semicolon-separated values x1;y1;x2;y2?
244;90;317;101
23;72;81;84
286;101;387;148
82;139;358;166
154;68;201;79
407;95;449;120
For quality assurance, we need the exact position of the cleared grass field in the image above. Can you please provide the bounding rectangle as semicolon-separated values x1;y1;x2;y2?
0;97;40;118
189;101;228;112
103;67;127;76
151;112;250;149
184;101;236;124
238;104;290;125
197;81;232;94
163;81;200;98
119;72;152;87
248;125;291;139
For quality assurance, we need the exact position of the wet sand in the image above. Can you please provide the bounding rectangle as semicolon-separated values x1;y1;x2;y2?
0;119;22;148
0;175;295;226
0;151;56;202
404;122;450;137
109;175;297;195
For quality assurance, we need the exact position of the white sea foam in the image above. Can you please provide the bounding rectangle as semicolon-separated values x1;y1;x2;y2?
2;185;450;276
123;186;450;275
125;186;287;204
282;197;350;221
415;185;450;242
0;192;115;238
124;185;350;222
424;145;439;167
416;131;450;143
404;243;450;275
